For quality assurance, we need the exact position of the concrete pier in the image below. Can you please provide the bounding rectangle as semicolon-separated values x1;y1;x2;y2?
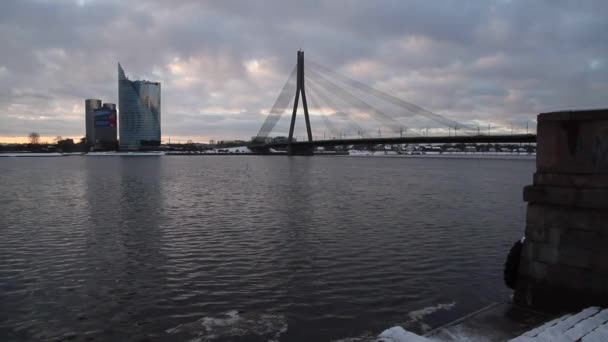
515;109;608;311
287;144;314;156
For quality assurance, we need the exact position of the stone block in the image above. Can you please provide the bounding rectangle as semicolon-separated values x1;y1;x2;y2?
587;211;608;235
522;186;570;206
547;228;561;246
526;204;545;228
537;109;608;174
515;277;608;311
558;246;593;269
589;274;608;295
521;239;561;264
560;229;602;252
525;222;560;246
546;264;587;289
565;209;608;234
521;240;536;262
540;207;608;234
580;188;608;208
525;224;547;243
524;204;608;249
538;109;608;122
537;244;559;264
523;260;548;281
534;172;608;188
591;250;608;272
538;205;568;229
577;270;608;294
524;185;608;209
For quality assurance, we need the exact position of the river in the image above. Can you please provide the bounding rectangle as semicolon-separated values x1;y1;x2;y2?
0;156;534;341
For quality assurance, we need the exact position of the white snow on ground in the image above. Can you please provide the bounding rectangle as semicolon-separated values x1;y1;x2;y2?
372;307;608;342
583;321;608;342
207;146;253;153
86;151;164;156
0;153;63;157
377;326;431;342
428;325;491;342
375;325;499;342
0;152;167;157
509;307;608;342
347;151;535;159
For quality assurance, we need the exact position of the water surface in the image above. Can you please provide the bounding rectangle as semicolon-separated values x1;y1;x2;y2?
0;156;534;341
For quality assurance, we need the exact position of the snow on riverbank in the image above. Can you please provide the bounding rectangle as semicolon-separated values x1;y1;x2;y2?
0;153;63;157
347;151;535;160
0;152;166;157
86;151;164;156
374;306;608;342
207;146;253;153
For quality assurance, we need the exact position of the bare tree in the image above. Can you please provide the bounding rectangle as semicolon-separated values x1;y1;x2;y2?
28;132;40;145
54;136;63;143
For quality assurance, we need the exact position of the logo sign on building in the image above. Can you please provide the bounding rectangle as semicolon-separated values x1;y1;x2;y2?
94;109;117;127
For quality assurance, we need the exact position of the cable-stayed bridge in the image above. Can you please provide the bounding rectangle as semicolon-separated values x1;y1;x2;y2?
251;51;536;155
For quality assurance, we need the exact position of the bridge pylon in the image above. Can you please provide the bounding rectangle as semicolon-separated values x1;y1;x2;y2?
287;50;314;156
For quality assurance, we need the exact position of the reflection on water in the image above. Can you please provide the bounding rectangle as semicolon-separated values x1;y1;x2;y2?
0;156;534;341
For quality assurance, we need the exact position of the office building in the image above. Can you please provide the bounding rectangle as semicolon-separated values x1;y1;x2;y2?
85;99;102;146
93;103;118;150
118;63;161;150
102;103;116;111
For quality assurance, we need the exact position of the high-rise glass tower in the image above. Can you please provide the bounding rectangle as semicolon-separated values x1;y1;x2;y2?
118;63;161;150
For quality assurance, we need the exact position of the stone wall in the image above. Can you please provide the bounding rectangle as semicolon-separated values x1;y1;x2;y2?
515;109;608;312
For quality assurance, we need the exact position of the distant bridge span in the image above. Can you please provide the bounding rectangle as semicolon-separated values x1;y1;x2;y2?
251;134;536;154
255;51;537;155
265;134;536;148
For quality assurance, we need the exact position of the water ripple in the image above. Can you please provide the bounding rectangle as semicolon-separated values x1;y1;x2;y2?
0;156;533;341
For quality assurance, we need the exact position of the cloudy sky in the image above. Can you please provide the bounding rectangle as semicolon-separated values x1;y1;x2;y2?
0;0;606;143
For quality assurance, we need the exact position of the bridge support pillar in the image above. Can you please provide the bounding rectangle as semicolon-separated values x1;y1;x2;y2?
514;109;608;312
287;144;314;156
287;50;313;154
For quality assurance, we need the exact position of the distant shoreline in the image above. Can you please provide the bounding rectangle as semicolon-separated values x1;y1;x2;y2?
0;151;536;160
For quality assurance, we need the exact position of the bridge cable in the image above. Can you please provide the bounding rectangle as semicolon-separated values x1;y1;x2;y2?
307;74;366;136
308;68;413;136
306;75;369;138
256;65;297;138
304;81;343;138
307;67;405;135
308;61;475;133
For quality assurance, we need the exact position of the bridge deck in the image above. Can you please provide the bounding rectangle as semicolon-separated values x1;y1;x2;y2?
258;134;536;149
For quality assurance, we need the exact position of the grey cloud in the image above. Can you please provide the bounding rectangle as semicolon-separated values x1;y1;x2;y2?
0;0;607;141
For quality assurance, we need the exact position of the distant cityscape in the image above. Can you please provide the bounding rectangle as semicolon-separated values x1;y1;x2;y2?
0;62;537;155
0;63;163;153
84;64;161;152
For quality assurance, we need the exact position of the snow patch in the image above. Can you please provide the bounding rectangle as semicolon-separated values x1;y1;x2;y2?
377;326;432;342
408;302;456;323
430;325;492;342
208;146;253;153
0;153;63;157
